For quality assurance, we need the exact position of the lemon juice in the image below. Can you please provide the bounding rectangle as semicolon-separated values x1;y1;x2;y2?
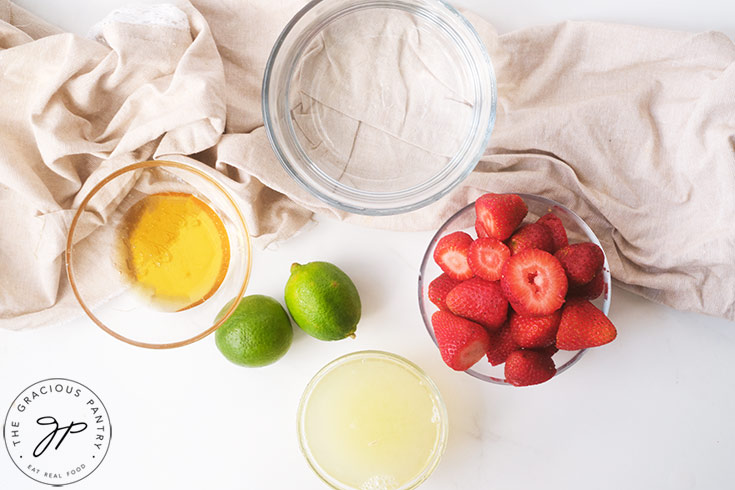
298;351;447;490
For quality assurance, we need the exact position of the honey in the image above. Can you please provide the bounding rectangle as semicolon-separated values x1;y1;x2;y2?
117;192;230;310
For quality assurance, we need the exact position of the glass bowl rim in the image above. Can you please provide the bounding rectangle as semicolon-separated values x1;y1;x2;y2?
65;159;252;350
262;0;497;216
296;349;449;490
417;193;612;385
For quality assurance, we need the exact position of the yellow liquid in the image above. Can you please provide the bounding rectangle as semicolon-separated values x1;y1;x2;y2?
117;192;230;311
302;354;445;490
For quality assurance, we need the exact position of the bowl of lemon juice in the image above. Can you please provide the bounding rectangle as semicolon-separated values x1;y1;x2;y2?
66;160;251;349
298;351;448;490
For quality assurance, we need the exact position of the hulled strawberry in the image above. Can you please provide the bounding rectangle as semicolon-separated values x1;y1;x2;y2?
475;193;528;241
504;350;556;386
468;237;511;282
536;212;568;252
507;223;555;255
500;249;568;316
428;273;461;311
486;322;518;366
432;310;491;371
554;242;604;285
509;310;561;348
446;277;508;330
556;299;617;350
433;231;474;281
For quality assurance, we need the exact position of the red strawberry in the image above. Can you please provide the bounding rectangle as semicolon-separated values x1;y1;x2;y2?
509;310;561;348
468;238;511;281
507;223;555;255
486;323;518;366
434;231;474;281
475;219;489;238
567;271;605;300
428;273;461;311
556;299;617;350
475;193;528;241
536;213;569;252
432;311;491;371
504;350;556;386
554;242;604;285
446;277;508;330
501;249;568;316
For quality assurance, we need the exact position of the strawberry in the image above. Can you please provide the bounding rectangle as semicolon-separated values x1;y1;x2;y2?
504;350;556;386
475;193;528;241
432;310;491;371
486;323;518;366
507;223;555;255
446;277;508;330
500;249;568;316
428;273;461;311
475;219;489;238
554;242;604;285
567;270;605;300
468;237;511;281
433;231;474;281
536;212;569;252
556;299;617;350
509;310;561;348
487;322;520;366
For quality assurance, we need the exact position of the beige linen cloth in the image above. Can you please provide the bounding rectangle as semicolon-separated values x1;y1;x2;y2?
1;0;733;330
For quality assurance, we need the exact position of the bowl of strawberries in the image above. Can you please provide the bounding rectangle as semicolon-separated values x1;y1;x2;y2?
418;193;616;386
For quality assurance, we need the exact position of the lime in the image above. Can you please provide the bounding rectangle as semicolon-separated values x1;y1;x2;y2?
214;295;293;367
284;261;361;341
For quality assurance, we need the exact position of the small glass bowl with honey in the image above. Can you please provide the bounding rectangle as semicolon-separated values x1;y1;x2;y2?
66;160;252;349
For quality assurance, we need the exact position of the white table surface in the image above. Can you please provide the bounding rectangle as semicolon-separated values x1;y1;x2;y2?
2;1;735;489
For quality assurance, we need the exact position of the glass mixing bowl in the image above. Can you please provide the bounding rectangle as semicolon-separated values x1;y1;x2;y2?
65;160;252;349
263;0;496;215
418;194;612;384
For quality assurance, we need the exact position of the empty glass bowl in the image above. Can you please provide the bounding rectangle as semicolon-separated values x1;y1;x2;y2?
263;0;496;215
417;194;612;384
66;160;252;349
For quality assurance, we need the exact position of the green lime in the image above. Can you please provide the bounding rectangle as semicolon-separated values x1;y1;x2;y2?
214;295;293;367
284;261;361;341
